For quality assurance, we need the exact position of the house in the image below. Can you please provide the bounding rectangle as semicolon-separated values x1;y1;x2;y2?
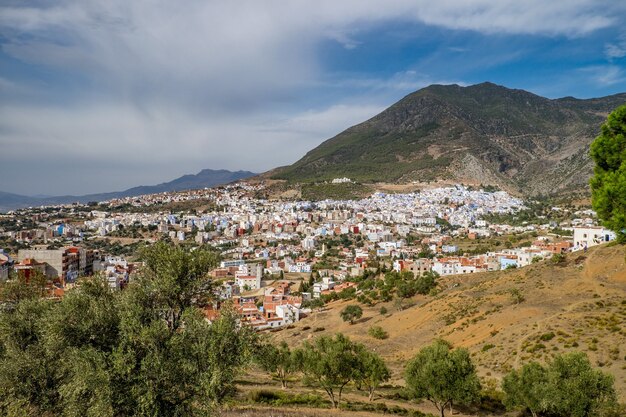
573;226;615;250
14;258;47;280
235;263;263;290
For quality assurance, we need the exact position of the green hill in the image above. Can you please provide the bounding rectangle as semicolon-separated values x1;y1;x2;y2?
272;82;626;196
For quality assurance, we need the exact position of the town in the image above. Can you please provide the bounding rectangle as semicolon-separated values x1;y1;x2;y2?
0;181;615;330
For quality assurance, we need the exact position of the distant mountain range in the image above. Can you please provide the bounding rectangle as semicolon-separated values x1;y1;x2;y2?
271;82;626;196
0;169;255;212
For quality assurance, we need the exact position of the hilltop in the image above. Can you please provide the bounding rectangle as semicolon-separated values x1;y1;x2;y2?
272;244;626;402
271;82;626;197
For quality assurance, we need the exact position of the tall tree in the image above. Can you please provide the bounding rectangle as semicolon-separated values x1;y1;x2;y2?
0;243;256;417
354;346;391;401
258;341;296;388
590;104;626;242
404;339;481;417
296;333;361;408
503;352;617;417
502;361;549;417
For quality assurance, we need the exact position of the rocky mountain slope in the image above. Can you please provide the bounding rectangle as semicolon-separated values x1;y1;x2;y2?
272;82;626;196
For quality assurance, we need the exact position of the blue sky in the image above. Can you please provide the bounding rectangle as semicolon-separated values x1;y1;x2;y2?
1;0;626;195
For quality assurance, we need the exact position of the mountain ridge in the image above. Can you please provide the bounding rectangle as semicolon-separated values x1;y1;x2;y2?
271;82;626;196
0;169;256;212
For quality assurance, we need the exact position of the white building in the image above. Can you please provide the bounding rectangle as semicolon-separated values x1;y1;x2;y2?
573;226;615;249
235;263;262;290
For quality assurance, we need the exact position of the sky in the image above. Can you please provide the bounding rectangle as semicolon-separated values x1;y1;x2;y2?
1;1;626;196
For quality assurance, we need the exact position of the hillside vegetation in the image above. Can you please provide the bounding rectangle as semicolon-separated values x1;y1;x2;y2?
272;82;626;196
273;244;626;403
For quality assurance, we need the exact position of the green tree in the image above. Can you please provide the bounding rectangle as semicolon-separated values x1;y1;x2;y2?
0;243;256;417
354;346;391;401
340;304;363;324
502;361;549;417
258;341;296;389
405;339;481;417
415;271;438;295
503;352;617;417
590;104;626;242
296;333;361;408
546;352;616;417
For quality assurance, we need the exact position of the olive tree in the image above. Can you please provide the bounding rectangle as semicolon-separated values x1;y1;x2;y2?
503;352;617;417
340;304;363;324
404;339;481;417
296;333;361;408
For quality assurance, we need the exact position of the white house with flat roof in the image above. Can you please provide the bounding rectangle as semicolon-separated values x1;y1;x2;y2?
573;226;615;250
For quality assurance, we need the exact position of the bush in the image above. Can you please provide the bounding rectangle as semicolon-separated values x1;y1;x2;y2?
551;253;567;264
509;288;525;304
379;306;388;315
368;326;389;340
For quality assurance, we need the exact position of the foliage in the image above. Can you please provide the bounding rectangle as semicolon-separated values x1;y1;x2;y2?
368;325;389;340
353;346;391;401
295;333;389;408
340;304;363;324
295;333;363;408
590;105;626;242
257;340;297;388
551;253;567;264
503;352;617;417
0;243;256;417
404;339;481;417
509;288;525;304
300;182;372;201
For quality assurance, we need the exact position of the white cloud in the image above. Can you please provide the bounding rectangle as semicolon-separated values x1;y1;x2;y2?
0;0;625;194
579;65;625;86
605;32;626;59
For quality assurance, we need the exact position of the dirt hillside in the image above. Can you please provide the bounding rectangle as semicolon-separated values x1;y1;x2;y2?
274;244;626;400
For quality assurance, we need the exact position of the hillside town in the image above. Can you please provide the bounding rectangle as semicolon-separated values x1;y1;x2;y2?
0;182;616;330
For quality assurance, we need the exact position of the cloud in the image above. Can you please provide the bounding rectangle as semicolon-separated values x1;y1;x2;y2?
605;33;626;59
579;65;625;86
0;0;625;194
0;100;383;194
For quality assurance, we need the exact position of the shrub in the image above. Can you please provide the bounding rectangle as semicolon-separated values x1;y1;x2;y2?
551;253;567;264
368;326;389;340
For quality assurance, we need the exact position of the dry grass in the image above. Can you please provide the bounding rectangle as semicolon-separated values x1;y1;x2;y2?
273;244;626;401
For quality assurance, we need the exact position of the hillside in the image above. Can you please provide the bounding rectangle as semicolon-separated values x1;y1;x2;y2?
0;169;255;212
272;82;626;196
273;244;626;402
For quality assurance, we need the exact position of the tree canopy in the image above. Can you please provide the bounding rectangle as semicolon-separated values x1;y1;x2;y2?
295;333;388;408
404;339;481;417
503;352;617;417
0;242;256;417
590;104;626;242
340;304;363;324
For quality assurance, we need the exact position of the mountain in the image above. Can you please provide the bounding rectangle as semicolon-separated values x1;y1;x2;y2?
272;82;626;196
0;169;255;212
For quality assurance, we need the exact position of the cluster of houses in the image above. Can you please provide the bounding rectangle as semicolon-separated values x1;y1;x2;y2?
1;182;619;331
